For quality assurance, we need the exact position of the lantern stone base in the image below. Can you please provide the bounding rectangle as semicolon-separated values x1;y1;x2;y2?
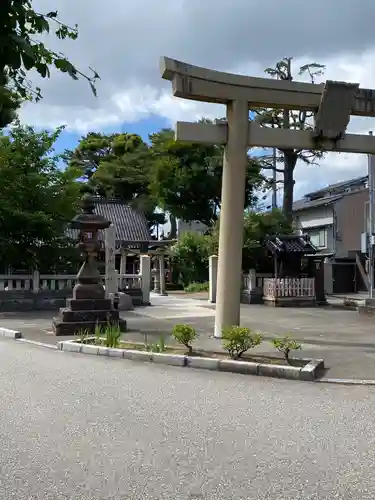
52;298;127;336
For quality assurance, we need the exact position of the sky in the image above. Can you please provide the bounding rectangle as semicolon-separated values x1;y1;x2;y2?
21;0;375;203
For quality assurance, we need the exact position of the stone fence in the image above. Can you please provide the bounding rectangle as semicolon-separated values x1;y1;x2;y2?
0;268;150;312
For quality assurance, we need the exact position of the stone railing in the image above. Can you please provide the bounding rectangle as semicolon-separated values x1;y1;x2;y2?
242;272;273;291
0;272;141;292
0;267;150;312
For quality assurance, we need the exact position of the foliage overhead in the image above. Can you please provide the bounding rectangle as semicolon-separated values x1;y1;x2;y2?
65;132;165;231
0;122;82;271
254;57;326;220
207;209;293;271
149;128;265;227
0;70;20;128
0;0;99;105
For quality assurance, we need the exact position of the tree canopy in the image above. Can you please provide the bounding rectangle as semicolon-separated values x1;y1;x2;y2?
65;132;166;231
0;0;99;128
171;209;293;286
207;209;293;272
65;126;265;237
0;123;81;271
149;128;265;235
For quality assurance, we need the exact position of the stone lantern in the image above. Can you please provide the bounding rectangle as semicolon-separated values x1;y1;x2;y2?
52;193;127;335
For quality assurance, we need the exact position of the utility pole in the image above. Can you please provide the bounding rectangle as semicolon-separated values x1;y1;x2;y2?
368;131;375;299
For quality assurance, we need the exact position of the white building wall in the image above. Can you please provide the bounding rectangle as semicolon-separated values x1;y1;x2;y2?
177;220;208;237
297;206;334;229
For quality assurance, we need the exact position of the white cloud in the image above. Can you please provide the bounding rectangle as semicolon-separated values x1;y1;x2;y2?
16;0;375;193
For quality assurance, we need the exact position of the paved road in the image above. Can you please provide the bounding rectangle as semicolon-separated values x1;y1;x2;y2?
1;339;375;499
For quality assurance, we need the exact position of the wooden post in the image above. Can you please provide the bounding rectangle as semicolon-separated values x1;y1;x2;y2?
140;255;151;304
105;224;117;296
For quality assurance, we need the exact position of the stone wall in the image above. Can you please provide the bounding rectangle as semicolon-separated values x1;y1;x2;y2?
0;288;144;312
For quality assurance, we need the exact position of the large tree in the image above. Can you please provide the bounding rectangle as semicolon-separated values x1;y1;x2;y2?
149;127;264;237
65;132;165;231
207;209;293;272
254;57;325;221
0;123;82;271
0;0;99;127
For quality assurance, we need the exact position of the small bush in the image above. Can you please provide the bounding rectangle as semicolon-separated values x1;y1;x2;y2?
184;281;209;293
222;326;262;359
172;324;197;354
272;334;301;365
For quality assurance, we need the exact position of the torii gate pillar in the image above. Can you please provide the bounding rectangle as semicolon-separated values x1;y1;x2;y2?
214;100;249;337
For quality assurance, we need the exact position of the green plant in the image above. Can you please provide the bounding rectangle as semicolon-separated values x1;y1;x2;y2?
222;326;263;359
184;281;209;293
104;323;122;348
76;328;89;344
171;324;197;354
272;334;301;365
150;334;166;353
94;322;102;345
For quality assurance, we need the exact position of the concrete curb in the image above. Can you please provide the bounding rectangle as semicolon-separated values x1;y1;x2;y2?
57;340;324;381
0;327;22;339
316;378;375;386
16;338;57;350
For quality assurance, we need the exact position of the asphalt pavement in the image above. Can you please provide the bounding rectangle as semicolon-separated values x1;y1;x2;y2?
1;338;375;499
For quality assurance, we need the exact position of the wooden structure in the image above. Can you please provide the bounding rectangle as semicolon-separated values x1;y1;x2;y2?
263;235;317;307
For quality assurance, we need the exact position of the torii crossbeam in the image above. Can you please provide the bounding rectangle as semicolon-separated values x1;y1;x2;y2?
160;56;375;337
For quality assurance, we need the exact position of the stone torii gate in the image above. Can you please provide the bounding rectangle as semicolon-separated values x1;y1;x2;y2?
160;56;375;337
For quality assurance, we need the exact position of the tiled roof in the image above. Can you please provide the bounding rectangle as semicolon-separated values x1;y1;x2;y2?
67;198;151;244
266;235;317;255
293;194;342;212
294;175;368;212
304;175;367;198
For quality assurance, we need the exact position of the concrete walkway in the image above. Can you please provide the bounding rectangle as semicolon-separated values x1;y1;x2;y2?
2;292;375;380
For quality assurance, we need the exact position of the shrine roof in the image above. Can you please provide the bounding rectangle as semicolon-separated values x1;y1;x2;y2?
265;234;318;254
67;198;151;244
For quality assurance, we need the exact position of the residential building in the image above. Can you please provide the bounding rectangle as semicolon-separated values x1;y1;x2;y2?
293;176;369;294
177;220;208;237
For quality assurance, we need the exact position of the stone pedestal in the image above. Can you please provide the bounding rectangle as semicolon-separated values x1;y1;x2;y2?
52;295;127;336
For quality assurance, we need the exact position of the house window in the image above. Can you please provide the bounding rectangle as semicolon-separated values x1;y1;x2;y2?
309;228;327;248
